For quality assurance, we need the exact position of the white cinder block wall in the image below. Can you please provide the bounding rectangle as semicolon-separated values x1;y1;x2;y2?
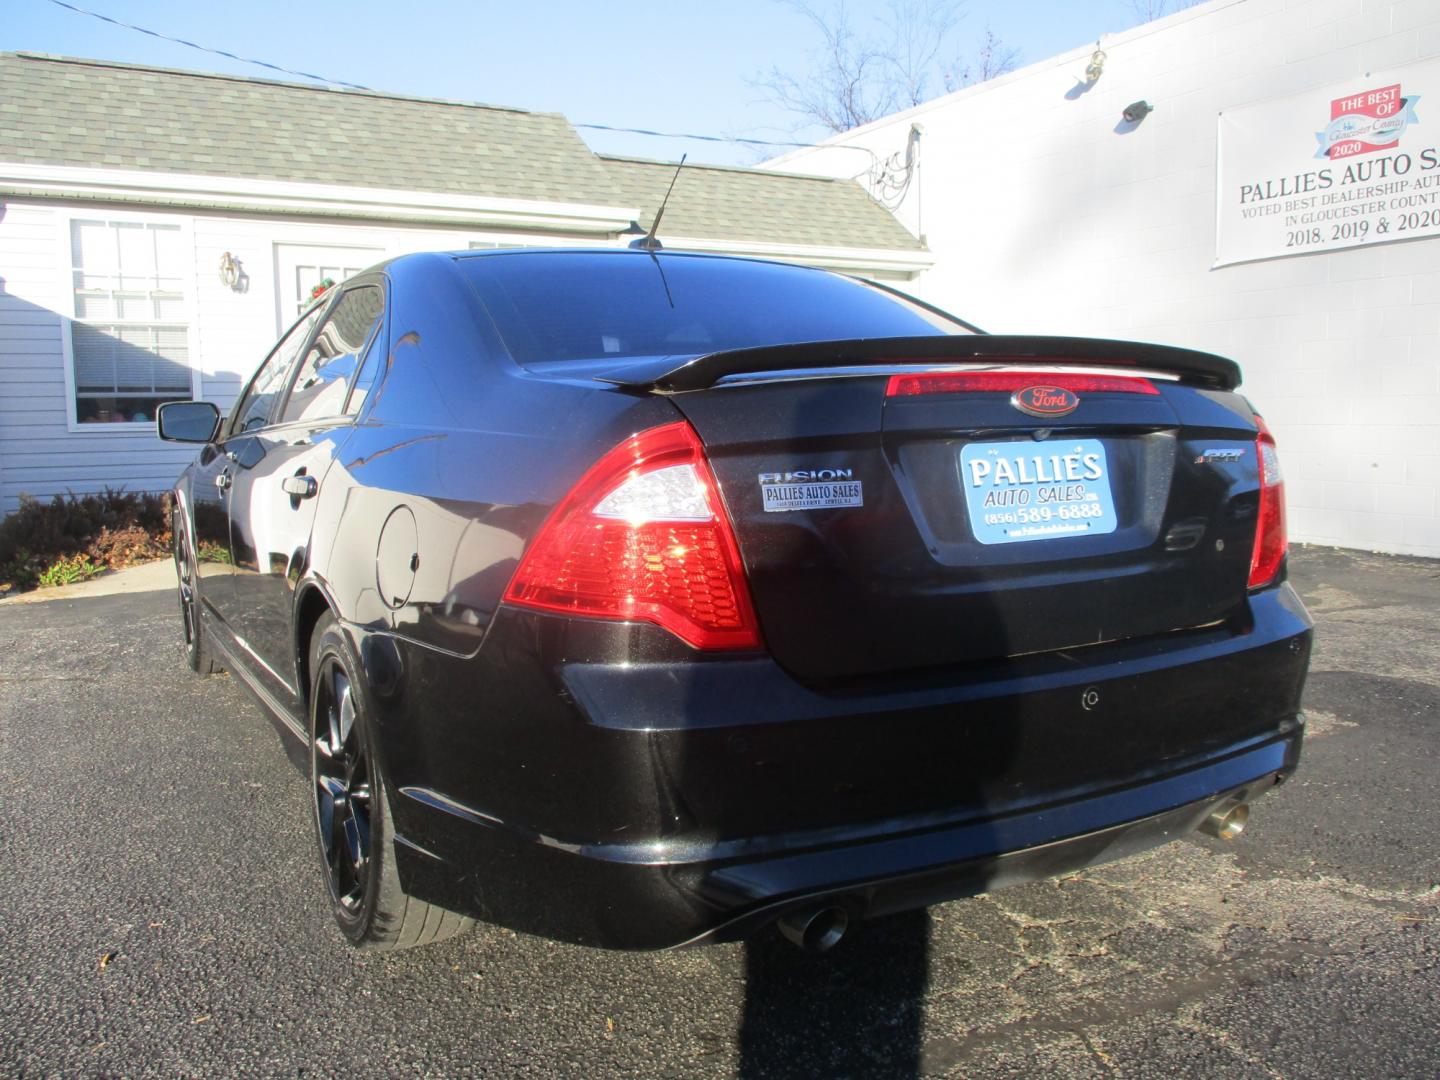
769;0;1440;558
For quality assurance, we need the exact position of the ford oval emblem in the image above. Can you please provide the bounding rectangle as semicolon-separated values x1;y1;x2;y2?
1011;385;1080;418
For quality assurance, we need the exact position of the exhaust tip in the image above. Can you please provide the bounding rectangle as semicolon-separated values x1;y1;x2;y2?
777;906;850;953
1199;801;1249;841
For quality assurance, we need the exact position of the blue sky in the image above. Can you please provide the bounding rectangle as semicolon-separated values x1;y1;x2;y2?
7;0;1156;165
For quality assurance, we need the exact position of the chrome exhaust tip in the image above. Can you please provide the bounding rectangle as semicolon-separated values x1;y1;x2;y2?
777;906;850;952
1198;801;1249;840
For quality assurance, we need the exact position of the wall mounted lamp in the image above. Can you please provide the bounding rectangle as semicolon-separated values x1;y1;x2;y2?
1122;100;1154;124
218;251;249;293
1085;46;1107;83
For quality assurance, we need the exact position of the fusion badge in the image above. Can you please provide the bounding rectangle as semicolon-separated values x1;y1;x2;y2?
758;468;863;513
1011;385;1080;418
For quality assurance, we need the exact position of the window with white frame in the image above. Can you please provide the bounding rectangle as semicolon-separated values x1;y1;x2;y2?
69;219;192;425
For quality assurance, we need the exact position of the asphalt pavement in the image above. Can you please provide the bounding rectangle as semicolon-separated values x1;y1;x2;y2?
1;546;1436;1078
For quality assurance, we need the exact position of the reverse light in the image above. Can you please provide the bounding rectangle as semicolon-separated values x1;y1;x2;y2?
1248;414;1287;589
886;371;1160;397
592;464;710;523
504;421;762;650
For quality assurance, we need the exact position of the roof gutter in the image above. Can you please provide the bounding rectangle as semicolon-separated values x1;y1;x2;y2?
0;162;639;235
650;234;934;279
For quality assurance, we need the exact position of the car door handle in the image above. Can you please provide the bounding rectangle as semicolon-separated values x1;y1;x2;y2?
282;474;318;500
215;471;231;490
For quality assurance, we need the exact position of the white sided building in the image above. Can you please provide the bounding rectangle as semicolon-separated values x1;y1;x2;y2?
0;52;930;514
766;0;1440;559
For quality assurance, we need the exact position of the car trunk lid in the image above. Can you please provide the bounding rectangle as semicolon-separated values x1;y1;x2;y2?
646;337;1264;682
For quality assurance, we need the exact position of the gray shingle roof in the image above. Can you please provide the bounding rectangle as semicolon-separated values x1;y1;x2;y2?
0;52;621;207
601;156;924;251
0;52;923;254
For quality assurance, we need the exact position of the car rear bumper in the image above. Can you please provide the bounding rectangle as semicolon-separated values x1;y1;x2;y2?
366;581;1312;949
393;733;1300;949
680;738;1297;946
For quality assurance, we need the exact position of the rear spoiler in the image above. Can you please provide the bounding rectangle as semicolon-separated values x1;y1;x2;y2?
599;335;1242;393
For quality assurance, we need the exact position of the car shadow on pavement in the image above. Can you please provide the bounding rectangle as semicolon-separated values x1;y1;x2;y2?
738;910;930;1079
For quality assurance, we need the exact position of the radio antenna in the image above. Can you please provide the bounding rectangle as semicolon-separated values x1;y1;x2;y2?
631;154;687;252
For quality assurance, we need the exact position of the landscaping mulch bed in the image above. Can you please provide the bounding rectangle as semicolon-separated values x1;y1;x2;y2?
0;490;172;595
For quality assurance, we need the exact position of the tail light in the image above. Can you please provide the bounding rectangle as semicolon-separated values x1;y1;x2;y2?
504;420;762;650
1248;414;1287;589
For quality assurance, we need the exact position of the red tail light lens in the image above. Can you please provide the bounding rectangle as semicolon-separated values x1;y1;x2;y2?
1248;414;1287;589
885;371;1159;396
504;421;762;650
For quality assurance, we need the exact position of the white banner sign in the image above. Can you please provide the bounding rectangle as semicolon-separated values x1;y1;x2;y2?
1216;58;1439;267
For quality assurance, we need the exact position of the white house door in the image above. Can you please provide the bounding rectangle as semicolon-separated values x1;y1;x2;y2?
274;244;384;331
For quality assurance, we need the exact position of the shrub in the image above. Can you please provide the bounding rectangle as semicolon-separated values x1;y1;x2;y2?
0;489;173;592
88;523;171;567
36;553;105;588
196;539;231;565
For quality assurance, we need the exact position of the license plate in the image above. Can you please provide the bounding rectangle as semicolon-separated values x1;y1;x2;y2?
960;438;1118;545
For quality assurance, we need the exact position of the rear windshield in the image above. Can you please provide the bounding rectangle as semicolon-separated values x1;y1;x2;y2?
458;251;970;365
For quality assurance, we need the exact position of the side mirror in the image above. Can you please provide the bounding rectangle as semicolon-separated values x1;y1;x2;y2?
157;401;221;443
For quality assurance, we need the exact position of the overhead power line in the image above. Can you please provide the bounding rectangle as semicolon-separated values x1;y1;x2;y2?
44;0;374;90
40;0;871;159
572;122;819;151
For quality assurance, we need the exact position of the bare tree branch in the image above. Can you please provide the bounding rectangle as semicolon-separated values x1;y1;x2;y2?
879;0;959;107
752;0;1020;134
752;2;887;131
942;26;1020;93
1128;0;1203;24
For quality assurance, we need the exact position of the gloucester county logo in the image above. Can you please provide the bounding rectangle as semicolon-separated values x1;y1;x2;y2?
1011;385;1080;417
1317;83;1421;160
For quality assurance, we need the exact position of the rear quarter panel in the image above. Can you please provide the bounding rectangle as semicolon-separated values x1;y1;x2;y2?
307;253;683;655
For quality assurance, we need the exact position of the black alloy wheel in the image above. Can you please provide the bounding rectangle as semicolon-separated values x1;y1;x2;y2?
306;612;472;950
173;518;216;674
312;655;372;914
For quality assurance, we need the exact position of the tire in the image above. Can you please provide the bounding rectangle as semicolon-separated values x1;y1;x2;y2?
307;612;472;951
173;515;218;675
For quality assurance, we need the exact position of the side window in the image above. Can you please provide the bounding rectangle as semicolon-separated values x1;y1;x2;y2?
229;306;324;437
345;327;385;417
278;286;384;426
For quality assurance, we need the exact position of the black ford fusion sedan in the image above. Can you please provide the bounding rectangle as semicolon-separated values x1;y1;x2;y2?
159;249;1311;953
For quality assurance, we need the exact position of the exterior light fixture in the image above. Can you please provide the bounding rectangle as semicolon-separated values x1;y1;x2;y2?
1122;100;1154;123
218;251;248;292
1085;46;1107;83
